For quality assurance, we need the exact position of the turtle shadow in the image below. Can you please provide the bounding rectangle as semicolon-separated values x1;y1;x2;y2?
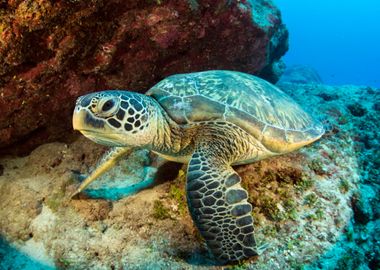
153;161;183;185
179;248;259;267
176;248;222;267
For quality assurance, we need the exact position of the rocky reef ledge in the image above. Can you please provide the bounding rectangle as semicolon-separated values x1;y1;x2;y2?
0;78;378;269
0;0;288;155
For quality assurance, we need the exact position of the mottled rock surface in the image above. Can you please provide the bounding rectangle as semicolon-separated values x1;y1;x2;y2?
0;0;288;155
277;83;379;270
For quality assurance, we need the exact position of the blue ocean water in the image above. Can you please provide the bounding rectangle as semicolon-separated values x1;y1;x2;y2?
275;0;380;87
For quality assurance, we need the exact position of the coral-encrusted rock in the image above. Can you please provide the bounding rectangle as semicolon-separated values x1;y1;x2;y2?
0;0;288;155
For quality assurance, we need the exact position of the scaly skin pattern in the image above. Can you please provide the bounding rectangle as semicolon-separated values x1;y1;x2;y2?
187;145;258;262
175;122;273;262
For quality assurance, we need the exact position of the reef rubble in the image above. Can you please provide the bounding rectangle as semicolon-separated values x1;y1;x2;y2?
0;78;378;269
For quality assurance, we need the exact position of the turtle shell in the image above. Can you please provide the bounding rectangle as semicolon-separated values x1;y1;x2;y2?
146;70;324;153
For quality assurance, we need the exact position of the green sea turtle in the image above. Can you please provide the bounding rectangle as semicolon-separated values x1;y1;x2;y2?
72;70;324;263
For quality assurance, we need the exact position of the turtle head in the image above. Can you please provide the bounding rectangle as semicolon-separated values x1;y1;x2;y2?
73;91;157;147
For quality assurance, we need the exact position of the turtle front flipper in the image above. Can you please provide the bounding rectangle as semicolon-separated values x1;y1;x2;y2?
71;147;133;198
186;146;259;263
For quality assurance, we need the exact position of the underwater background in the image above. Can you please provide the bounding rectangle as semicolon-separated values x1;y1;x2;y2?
275;0;380;87
0;1;379;269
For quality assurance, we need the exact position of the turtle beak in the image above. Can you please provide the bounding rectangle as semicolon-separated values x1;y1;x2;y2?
73;93;103;131
72;107;86;131
72;104;105;132
72;104;124;147
73;94;87;131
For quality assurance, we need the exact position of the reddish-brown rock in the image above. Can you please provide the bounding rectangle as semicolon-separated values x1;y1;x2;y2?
0;0;288;155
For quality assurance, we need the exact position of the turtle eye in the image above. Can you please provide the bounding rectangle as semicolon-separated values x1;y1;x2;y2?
97;97;118;117
102;99;115;112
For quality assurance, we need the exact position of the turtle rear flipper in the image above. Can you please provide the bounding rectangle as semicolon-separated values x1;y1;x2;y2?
186;143;258;263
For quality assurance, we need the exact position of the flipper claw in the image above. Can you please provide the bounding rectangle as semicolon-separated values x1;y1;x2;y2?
69;189;81;200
